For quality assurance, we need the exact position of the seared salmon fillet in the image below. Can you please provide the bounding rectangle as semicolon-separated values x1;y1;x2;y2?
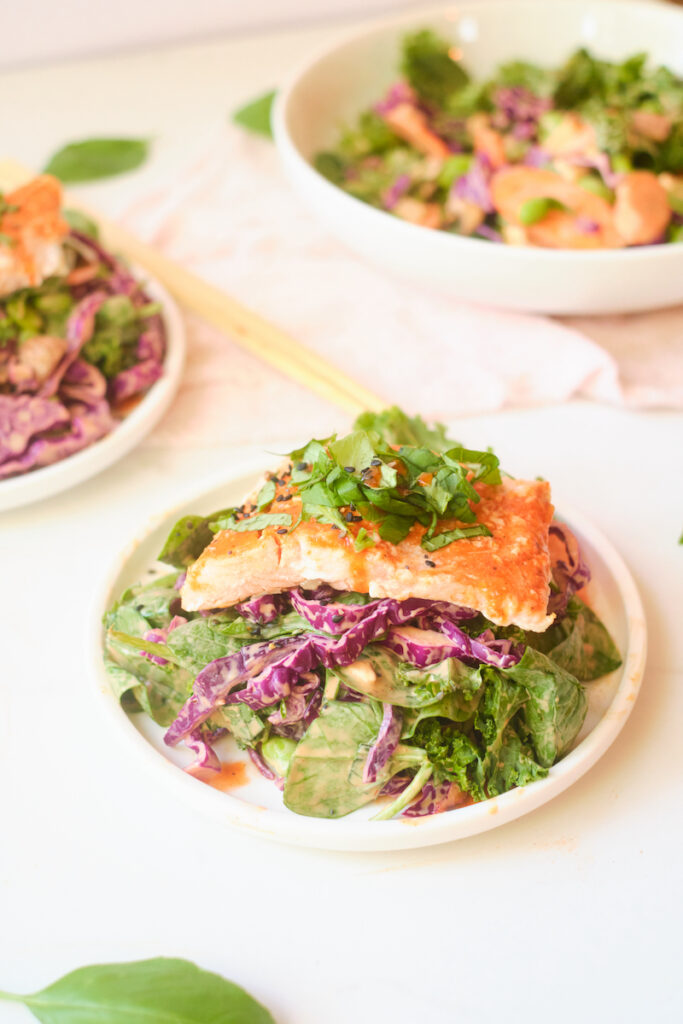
181;468;555;632
0;176;69;297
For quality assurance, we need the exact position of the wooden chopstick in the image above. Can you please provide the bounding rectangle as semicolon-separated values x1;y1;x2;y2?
0;159;386;418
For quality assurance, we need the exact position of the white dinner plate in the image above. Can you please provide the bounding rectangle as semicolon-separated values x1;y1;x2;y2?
0;269;185;511
91;459;646;852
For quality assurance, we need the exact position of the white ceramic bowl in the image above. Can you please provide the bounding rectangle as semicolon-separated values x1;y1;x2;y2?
91;460;646;852
273;0;683;315
0;270;185;511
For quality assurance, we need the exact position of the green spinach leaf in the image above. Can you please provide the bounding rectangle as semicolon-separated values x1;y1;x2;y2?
401;29;470;106
524;597;622;682
158;508;234;568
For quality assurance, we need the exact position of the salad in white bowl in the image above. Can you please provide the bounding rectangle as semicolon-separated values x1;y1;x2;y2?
273;0;683;313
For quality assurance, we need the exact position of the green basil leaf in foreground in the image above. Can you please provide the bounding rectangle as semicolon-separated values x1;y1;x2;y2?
44;138;150;183
0;957;276;1024
233;90;276;139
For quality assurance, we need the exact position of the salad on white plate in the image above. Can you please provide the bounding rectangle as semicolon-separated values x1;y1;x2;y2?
0;174;167;480
103;408;623;823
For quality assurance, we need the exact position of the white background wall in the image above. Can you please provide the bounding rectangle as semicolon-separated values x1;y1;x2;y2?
3;0;439;69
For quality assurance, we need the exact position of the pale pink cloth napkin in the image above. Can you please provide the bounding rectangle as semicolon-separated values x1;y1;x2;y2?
123;130;683;445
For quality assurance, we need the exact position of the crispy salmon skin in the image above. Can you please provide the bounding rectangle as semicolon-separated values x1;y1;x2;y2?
181;466;555;632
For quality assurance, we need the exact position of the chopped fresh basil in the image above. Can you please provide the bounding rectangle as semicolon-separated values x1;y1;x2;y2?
285;410;501;552
422;524;492;551
210;512;292;533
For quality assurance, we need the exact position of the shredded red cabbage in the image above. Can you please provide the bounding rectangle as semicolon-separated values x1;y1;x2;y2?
547;522;591;617
0;230;167;480
452;154;495;212
403;779;466;816
363;703;403;783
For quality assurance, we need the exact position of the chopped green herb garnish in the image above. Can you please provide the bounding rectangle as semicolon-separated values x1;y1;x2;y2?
286;408;500;551
210;512;293;533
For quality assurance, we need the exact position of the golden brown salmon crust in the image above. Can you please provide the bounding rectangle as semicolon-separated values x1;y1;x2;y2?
181;468;555;631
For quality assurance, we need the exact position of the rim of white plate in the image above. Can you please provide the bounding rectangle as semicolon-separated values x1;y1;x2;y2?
89;459;647;852
0;267;186;512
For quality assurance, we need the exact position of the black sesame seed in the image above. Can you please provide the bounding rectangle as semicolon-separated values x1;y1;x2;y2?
370;458;381;466
332;613;343;623
425;559;436;567
343;511;354;522
344;466;355;473
276;528;287;535
350;514;363;522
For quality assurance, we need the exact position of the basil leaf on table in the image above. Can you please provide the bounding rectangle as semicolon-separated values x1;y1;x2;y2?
0;957;276;1023
233;90;276;138
44;138;150;182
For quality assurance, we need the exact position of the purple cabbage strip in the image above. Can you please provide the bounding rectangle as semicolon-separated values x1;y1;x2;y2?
575;216;600;234
403;779;465;817
59;358;107;407
290;589;478;636
235;593;289;624
374;81;416;116
547;522;591;617
382;173;412;211
384;620;522;669
266;672;320;725
248;747;284;790
452;154;494;213
185;728;221;775
0;394;70;464
493;86;551;136
37;291;108;400
475;224;503;243
142;615;187;666
563;152;620;189
523;145;551;168
109;358;163;404
379;772;412;797
270;688;323;741
362;703;403;784
0;399;114;479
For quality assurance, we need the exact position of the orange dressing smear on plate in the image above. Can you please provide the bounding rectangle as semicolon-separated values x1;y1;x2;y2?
205;761;249;792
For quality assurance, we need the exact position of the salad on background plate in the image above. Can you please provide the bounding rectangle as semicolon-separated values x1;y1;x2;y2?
103;409;623;823
314;31;683;248
0;175;167;480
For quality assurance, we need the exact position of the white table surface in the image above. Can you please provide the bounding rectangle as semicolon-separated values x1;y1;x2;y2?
1;18;683;1024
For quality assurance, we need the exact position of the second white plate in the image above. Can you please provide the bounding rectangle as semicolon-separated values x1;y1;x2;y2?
0;269;186;512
